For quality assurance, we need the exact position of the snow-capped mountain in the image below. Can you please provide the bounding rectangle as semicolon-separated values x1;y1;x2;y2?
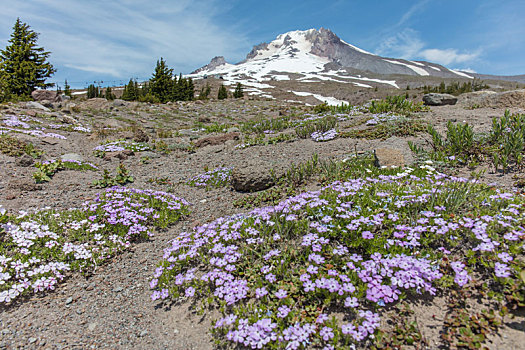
188;28;475;104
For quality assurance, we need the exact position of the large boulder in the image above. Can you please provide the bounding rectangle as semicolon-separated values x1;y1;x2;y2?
231;161;287;193
457;89;525;108
423;93;458;106
25;101;50;112
31;90;62;102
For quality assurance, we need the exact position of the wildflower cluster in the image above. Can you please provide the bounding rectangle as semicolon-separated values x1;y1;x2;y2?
152;166;524;349
0;187;189;304
366;113;402;126
311;129;337;142
1;115;68;140
48;124;91;133
93;140;150;157
187;167;233;188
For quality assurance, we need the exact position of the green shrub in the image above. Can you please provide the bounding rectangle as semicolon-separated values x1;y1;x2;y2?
368;95;427;116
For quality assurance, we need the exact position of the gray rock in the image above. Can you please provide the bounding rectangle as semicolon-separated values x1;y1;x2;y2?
423;93;458;106
374;148;405;168
61;153;83;162
141;151;160;159
40;99;54;108
15;154;34;167
28;337;37;344
112;99;127;107
112;286;124;293
26;101;50;111
31;89;61;102
65;297;73;305
88;322;98;331
231;161;287;192
227;126;240;133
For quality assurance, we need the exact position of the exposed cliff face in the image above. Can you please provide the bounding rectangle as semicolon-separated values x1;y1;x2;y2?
191;56;230;74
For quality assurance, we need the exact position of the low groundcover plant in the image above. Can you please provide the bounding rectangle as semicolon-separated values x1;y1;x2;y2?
151;165;524;349
187;167;233;188
0;187;189;304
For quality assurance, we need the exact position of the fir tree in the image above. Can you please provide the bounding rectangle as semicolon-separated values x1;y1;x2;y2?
122;79;138;101
64;80;71;97
150;58;174;103
0;18;55;97
218;84;228;100
233;82;244;98
87;84;99;99
186;78;195;101
104;86;115;100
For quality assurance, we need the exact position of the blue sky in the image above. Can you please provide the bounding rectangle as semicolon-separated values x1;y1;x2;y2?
0;0;523;88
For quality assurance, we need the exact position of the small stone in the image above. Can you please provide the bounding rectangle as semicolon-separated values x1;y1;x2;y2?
65;297;73;305
113;286;124;293
61;153;83;162
88;322;97;331
15;154;34;167
28;338;37;344
139;330;148;338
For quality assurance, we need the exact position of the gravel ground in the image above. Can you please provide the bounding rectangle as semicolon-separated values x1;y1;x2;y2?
1;98;524;349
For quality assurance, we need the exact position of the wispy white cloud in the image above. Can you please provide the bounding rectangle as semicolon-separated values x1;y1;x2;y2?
420;48;481;66
375;29;425;59
397;0;430;26
0;0;249;82
375;28;481;67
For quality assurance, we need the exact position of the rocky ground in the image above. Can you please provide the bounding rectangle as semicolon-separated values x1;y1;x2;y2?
1;94;524;349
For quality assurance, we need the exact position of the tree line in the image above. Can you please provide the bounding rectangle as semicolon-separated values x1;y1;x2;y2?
421;79;489;96
0;19;244;103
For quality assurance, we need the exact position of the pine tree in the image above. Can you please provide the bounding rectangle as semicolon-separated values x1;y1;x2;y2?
186;78;195;101
104;86;115;100
149;58;174;103
87;84;99;99
122;79;138;101
233;82;244;98
0;18;55;97
64;80;71;97
218;84;228;100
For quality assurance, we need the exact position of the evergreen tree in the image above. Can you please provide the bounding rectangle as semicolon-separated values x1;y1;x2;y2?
64;79;71;97
87;84;99;99
186;78;195;101
150;58;174;103
0;18;55;97
233;82;244;98
104;86;115;100
218;84;228;100
122;79;138;101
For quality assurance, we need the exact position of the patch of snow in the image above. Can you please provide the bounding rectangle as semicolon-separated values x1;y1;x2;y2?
409;60;425;66
384;59;430;76
352;82;372;88
450;69;474;79
72;91;85;95
320;70;398;88
290;91;348;106
429;66;441;71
